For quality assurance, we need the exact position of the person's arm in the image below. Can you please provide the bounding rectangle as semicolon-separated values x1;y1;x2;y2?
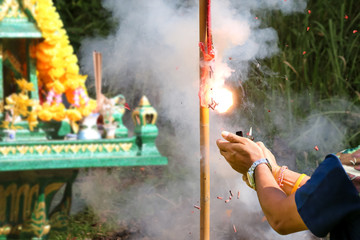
254;164;308;234
256;142;310;195
216;132;308;234
274;168;310;195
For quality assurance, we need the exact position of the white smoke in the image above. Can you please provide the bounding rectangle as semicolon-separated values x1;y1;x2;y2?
73;0;320;239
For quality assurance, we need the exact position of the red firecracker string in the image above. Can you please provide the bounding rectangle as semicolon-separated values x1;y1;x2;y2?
124;103;131;110
199;0;215;108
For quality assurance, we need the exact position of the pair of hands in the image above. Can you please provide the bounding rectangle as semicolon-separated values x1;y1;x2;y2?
216;131;280;184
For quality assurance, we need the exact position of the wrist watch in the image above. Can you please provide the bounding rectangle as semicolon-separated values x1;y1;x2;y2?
247;158;272;189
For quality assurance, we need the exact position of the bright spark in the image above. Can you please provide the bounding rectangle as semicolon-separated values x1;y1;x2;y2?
211;88;233;113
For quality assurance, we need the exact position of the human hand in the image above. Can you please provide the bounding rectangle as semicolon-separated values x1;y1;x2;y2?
216;131;265;175
256;142;280;176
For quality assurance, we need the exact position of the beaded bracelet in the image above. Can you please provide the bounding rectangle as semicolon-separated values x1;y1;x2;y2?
277;166;288;187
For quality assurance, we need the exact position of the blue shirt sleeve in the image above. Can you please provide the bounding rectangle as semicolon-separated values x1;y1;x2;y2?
295;154;360;238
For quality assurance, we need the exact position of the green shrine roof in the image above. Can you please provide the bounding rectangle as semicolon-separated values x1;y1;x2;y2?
0;18;42;38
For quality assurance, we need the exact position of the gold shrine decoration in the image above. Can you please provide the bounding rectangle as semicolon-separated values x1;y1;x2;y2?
0;184;39;223
0;143;133;156
0;0;20;21
0;0;37;21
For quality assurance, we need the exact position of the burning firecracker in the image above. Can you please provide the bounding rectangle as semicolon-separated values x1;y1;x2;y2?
217;196;223;200
194;205;201;210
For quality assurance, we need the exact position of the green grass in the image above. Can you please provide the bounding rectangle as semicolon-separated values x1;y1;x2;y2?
49;208;113;240
238;0;360;172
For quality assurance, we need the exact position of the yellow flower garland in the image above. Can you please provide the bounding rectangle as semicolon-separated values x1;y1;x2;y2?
33;0;96;122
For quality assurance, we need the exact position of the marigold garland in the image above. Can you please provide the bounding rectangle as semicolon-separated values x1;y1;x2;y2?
33;0;96;123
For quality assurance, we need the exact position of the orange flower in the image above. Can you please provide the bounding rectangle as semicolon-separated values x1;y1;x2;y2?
65;90;75;104
66;63;79;74
48;68;64;80
27;112;39;131
38;109;53;122
34;0;93;122
52;110;66;121
51;80;65;94
36;60;50;70
66;109;82;122
16;79;34;92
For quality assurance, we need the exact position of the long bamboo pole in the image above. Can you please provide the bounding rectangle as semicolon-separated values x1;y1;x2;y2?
199;0;210;239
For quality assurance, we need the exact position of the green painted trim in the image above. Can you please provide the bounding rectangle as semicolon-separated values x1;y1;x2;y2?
0;21;42;38
0;137;137;146
0;156;168;171
0;137;168;171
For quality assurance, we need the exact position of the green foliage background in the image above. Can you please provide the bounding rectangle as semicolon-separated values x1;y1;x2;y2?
241;0;360;172
53;0;117;55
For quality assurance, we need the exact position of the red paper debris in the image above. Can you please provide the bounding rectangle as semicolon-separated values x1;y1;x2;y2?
140;167;145;171
314;146;319;151
268;110;271;112
124;103;131;110
255;17;258;20
217;196;223;200
193;205;201;210
228;57;232;60
233;224;237;233
308;10;311;14
303;51;307;55
345;15;349;19
307;27;310;31
237;191;240;199
353;30;358;34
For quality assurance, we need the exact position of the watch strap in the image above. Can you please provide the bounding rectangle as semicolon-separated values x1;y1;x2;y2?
247;158;272;189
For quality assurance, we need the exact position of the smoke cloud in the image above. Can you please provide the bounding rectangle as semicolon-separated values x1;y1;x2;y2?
71;0;330;239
